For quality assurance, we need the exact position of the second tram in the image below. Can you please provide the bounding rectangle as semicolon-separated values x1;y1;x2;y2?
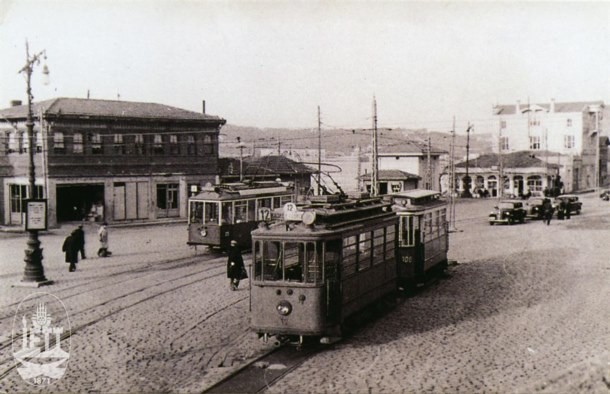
390;189;449;290
187;181;294;250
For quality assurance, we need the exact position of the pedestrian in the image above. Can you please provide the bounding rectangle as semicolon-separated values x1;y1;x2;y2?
73;224;86;259
227;240;247;290
543;200;554;225
62;231;79;272
97;222;111;257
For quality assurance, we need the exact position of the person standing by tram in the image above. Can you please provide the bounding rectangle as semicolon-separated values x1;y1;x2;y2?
227;240;247;290
543;199;554;225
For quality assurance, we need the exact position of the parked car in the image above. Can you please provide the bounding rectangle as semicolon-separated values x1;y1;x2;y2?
600;189;610;201
554;195;582;215
489;200;527;225
526;197;552;220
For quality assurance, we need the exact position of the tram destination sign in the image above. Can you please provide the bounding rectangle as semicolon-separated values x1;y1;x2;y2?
283;203;304;221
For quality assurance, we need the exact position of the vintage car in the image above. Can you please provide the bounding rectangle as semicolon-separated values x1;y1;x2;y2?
600;189;610;201
489;200;527;225
526;197;552;220
554;195;582;215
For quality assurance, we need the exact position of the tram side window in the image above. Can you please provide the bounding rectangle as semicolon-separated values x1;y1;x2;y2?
248;200;256;221
254;241;262;279
234;201;248;223
358;232;372;270
386;224;396;257
204;202;219;224
373;228;385;264
222;202;233;224
423;212;432;239
439;208;447;235
189;201;203;224
343;236;358;276
280;196;293;207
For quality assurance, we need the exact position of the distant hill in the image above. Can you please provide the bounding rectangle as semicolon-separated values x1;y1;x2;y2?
220;124;493;160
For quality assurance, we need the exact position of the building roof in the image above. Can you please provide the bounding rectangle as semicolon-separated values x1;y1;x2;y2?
493;100;604;116
0;97;226;123
377;140;446;155
455;151;561;169
360;169;421;181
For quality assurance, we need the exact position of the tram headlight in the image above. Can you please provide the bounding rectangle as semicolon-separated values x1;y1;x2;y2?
200;230;207;237
276;300;292;316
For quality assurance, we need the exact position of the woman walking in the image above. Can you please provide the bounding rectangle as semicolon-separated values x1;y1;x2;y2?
97;222;111;257
227;240;247;290
62;231;79;272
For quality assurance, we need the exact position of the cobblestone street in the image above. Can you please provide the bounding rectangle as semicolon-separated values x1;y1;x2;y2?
0;193;609;393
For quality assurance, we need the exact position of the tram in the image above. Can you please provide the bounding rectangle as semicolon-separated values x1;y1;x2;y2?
250;193;398;344
390;189;449;290
187;181;294;250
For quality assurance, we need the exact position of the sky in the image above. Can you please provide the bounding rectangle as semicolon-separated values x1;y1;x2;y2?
1;1;609;134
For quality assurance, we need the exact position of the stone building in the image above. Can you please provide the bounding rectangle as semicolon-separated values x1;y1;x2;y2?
0;98;225;227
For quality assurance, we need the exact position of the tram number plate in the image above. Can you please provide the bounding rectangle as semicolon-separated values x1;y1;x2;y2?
401;256;413;264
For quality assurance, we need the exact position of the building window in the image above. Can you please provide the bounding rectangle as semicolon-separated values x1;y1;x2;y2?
564;135;575;149
567;118;572;127
500;120;506;129
53;132;65;154
73;133;83;153
113;134;125;154
203;134;214;154
153;134;164;154
91;133;102;154
169;134;179;155
186;135;196;155
10;184;44;213
20;131;28;153
6;131;19;153
134;134;145;155
500;136;509;151
156;183;179;210
35;131;42;153
527;175;543;192
529;136;541;150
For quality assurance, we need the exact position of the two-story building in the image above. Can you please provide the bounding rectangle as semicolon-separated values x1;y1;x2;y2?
490;99;608;191
0;97;226;227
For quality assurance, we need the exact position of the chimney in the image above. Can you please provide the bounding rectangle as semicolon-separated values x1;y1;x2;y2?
202;100;206;115
516;100;521;114
10;100;22;107
550;98;555;113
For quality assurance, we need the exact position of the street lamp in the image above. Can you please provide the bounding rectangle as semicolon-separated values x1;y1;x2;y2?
18;40;52;286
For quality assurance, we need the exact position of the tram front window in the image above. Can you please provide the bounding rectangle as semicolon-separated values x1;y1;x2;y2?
189;201;203;224
204;202;219;224
254;241;319;283
222;202;233;224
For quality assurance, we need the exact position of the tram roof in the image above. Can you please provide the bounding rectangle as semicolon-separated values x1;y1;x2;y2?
190;181;292;200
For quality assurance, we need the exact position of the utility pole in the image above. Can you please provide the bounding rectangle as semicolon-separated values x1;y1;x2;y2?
237;137;245;181
317;106;321;195
371;97;379;196
461;122;473;198
498;119;504;199
356;145;362;192
426;135;432;189
449;116;457;231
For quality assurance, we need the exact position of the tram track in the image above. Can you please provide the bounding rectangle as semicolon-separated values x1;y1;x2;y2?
204;342;327;393
0;254;236;379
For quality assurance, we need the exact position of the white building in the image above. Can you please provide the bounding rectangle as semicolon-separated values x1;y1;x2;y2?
491;99;607;191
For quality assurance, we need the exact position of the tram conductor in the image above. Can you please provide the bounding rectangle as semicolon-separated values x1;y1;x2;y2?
227;240;247;290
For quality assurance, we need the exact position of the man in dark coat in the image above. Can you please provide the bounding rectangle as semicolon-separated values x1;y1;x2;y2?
543;200;554;225
227;240;247;290
73;224;86;259
62;232;79;272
